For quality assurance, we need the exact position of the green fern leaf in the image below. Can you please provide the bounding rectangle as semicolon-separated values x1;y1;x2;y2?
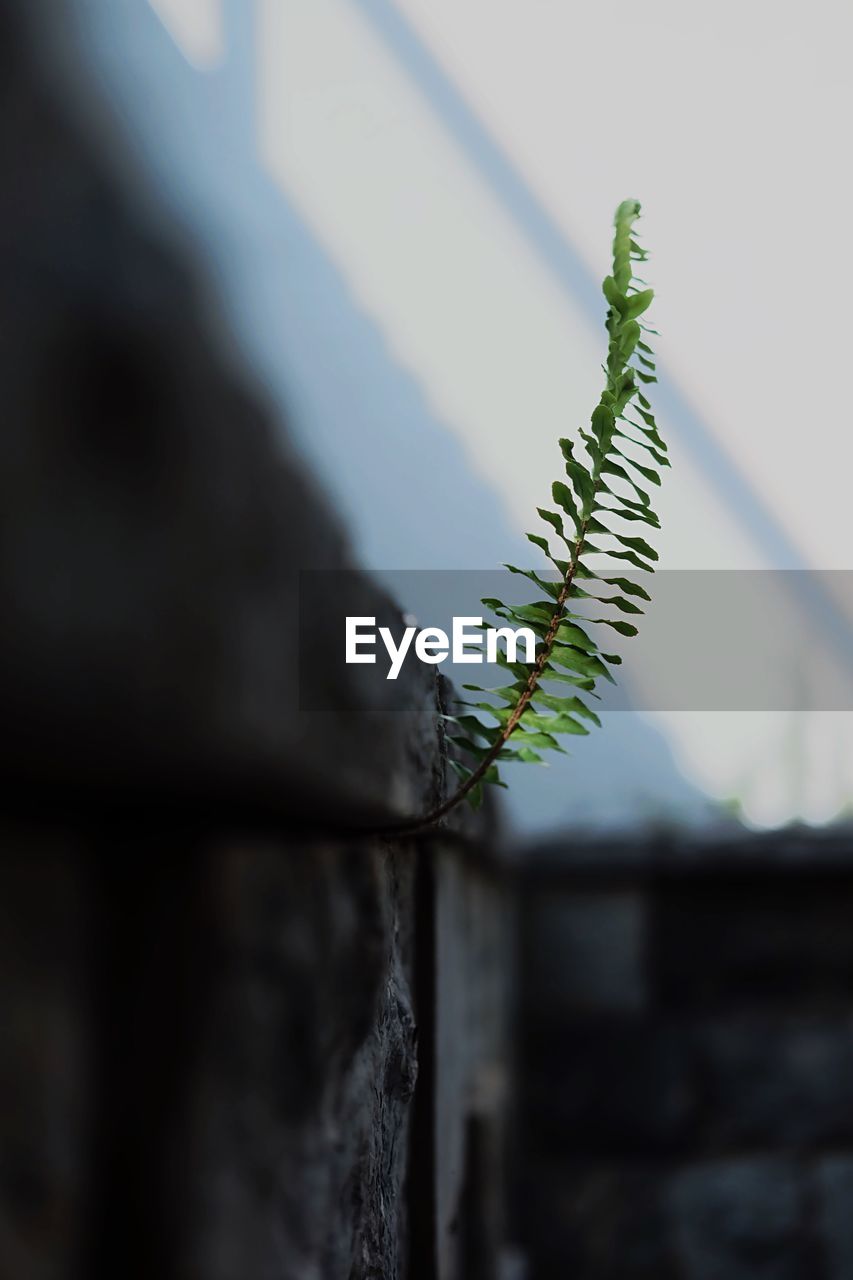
429;200;669;813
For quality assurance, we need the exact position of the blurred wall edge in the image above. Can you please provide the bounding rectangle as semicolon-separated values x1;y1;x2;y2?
0;4;512;1278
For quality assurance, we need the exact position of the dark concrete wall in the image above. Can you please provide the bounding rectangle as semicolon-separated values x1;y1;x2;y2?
517;829;853;1280
0;6;511;1278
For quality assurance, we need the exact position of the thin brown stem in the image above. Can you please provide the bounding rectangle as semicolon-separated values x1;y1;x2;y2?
382;518;590;837
380;203;653;839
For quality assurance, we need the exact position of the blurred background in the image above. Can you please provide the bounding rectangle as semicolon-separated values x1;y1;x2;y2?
67;0;853;833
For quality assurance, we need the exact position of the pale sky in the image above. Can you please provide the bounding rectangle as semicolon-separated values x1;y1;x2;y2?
144;0;853;826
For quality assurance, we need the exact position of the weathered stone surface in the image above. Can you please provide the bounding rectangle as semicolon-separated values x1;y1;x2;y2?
0;5;508;1280
184;842;417;1280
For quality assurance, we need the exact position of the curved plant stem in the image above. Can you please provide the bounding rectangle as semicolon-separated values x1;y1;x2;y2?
384;518;591;837
381;198;658;838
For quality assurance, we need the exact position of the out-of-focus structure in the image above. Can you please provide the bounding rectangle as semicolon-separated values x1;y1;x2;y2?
0;5;511;1276
517;831;853;1279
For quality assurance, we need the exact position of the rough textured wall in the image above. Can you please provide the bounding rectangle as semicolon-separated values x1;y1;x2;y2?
0;828;423;1280
180;841;419;1280
0;5;508;1278
517;829;853;1280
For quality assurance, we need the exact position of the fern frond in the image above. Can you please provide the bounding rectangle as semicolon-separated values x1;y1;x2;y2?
438;199;667;814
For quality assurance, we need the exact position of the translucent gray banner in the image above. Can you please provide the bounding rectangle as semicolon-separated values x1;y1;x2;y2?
299;570;853;712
